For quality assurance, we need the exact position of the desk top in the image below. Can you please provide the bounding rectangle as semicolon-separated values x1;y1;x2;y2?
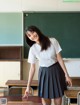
6;77;80;87
6;80;38;87
67;86;80;90
0;96;42;105
0;96;41;102
8;102;42;105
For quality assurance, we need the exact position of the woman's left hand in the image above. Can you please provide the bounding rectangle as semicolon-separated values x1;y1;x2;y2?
65;74;72;87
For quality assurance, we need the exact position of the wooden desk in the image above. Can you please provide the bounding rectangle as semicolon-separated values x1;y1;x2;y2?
0;96;42;105
64;86;80;105
6;77;80;88
6;80;38;88
8;103;42;105
64;86;80;98
64;77;80;99
6;78;80;103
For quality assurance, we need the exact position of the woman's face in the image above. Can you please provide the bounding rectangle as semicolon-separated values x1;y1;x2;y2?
26;31;39;43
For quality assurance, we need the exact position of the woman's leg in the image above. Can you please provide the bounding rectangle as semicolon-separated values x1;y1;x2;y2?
41;98;51;105
52;97;62;105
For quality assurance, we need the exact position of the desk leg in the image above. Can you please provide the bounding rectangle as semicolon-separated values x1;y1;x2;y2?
64;95;70;105
77;92;80;105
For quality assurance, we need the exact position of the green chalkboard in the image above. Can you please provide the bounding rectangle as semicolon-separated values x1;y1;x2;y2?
23;12;80;58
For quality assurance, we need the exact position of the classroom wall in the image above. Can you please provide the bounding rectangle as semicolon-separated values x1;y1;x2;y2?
0;0;80;85
0;0;80;12
22;59;80;80
0;61;20;87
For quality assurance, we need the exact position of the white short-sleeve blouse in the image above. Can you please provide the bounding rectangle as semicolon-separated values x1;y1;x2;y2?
28;38;62;67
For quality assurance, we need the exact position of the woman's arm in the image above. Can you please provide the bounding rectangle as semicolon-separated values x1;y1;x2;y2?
27;63;36;87
23;63;35;98
57;53;69;77
57;52;72;86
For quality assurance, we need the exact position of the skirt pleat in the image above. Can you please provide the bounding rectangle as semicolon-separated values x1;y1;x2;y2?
38;62;67;99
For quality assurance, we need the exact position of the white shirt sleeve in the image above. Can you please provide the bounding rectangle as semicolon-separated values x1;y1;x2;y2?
28;47;37;64
51;38;62;54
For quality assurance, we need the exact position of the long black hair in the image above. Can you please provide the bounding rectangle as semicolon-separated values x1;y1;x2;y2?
25;26;51;51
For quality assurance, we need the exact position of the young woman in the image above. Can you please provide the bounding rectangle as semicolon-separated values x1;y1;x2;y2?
23;26;72;105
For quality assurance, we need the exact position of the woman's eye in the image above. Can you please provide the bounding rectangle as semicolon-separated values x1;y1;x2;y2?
27;34;31;37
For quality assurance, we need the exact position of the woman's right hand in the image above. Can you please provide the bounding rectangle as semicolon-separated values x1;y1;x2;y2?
65;74;72;87
23;86;30;99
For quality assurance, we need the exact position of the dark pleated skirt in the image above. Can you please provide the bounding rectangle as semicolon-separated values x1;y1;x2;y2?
38;62;67;99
